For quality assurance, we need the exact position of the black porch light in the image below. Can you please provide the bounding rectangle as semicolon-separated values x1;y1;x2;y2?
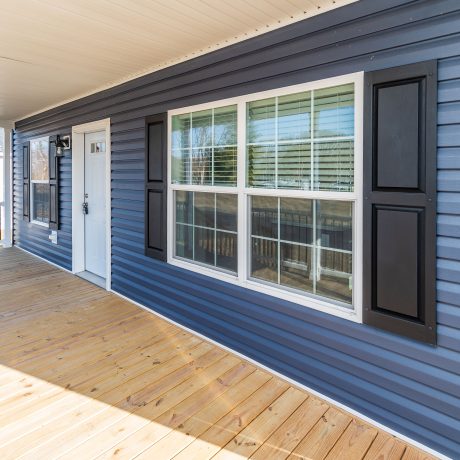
56;135;70;157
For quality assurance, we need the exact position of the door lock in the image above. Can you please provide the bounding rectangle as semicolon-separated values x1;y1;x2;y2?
82;202;89;215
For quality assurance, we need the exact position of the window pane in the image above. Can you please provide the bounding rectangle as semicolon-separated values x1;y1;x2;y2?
280;198;313;245
32;183;49;223
278;92;311;142
191;148;212;185
277;143;311;189
247;98;276;143
216;231;237;272
314;83;354;138
314;140;354;191
251;196;278;239
175;191;193;225
194;227;215;265
172;106;237;186
251;237;278;283
317;200;352;251
280;243;313;293
172;113;191;150
316;249;352;303
192;109;212;148
214;146;237;186
216;194;237;232
30;138;49;181
172;149;190;184
214;105;237;146
174;192;237;274
247;144;276;188
194;192;214;228
176;223;193;259
247;84;354;191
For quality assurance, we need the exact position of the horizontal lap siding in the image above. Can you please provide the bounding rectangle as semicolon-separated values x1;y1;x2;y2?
13;1;460;457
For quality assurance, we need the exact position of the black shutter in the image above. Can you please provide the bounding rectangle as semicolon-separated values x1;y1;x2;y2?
48;136;59;230
22;142;30;222
363;60;437;344
145;113;167;261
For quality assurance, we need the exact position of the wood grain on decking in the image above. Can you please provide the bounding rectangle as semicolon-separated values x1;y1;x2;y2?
0;248;438;459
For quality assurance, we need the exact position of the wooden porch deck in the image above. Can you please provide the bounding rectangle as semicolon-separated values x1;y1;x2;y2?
0;248;437;460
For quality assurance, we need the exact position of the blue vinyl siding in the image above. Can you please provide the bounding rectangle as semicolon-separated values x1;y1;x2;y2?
12;1;460;457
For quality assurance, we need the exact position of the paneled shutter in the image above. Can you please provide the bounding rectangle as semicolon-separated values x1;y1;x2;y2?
48;136;59;230
145;113;167;261
363;60;437;344
22;142;30;222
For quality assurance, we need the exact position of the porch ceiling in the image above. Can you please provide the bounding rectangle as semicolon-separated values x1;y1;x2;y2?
0;0;357;122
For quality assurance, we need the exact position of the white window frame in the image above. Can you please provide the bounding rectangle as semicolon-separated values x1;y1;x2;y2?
167;72;364;323
30;136;50;228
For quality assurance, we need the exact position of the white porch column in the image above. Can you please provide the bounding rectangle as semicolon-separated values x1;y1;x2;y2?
0;122;13;248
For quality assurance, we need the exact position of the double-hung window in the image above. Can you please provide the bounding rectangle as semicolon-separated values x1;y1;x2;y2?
168;73;363;321
30;136;50;226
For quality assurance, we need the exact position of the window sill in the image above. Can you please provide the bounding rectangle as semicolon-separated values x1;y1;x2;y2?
31;220;49;228
168;256;362;323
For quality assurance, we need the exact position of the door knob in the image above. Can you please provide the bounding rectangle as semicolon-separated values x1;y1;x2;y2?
82;202;89;214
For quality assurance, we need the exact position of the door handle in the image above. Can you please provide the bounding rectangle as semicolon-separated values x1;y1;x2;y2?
82;202;89;215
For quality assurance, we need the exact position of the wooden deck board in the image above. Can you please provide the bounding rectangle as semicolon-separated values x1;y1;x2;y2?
0;248;438;459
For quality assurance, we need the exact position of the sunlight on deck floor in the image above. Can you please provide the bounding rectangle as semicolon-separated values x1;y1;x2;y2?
0;248;437;459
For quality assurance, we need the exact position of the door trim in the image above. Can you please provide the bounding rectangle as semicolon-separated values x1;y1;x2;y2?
71;118;111;291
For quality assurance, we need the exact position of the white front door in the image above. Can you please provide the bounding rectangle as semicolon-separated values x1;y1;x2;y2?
84;131;106;278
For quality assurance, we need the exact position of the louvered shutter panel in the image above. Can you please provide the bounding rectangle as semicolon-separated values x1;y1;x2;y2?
22;142;30;222
48;136;59;230
145;113;167;261
363;60;437;344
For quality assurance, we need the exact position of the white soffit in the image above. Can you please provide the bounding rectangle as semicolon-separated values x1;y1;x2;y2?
0;0;357;122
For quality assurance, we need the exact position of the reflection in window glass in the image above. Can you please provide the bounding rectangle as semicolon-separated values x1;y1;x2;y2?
32;183;50;224
316;250;352;303
175;191;237;273
251;196;278;240
30;138;49;181
250;196;352;304
316;201;352;251
280;243;313;293
172;106;237;186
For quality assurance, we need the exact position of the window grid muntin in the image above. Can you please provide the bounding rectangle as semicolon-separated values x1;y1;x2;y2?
169;73;362;319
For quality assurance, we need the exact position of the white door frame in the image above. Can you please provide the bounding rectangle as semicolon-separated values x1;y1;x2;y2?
0;122;13;248
71;118;111;290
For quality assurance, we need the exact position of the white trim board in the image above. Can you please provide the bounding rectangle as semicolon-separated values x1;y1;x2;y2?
110;287;448;460
71;118;112;291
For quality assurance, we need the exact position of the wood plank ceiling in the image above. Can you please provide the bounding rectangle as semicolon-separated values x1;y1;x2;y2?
0;0;356;122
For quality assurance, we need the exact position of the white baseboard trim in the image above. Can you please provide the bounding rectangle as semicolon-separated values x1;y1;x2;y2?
110;288;448;460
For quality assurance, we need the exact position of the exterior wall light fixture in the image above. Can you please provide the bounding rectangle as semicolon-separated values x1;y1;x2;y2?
56;135;71;157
